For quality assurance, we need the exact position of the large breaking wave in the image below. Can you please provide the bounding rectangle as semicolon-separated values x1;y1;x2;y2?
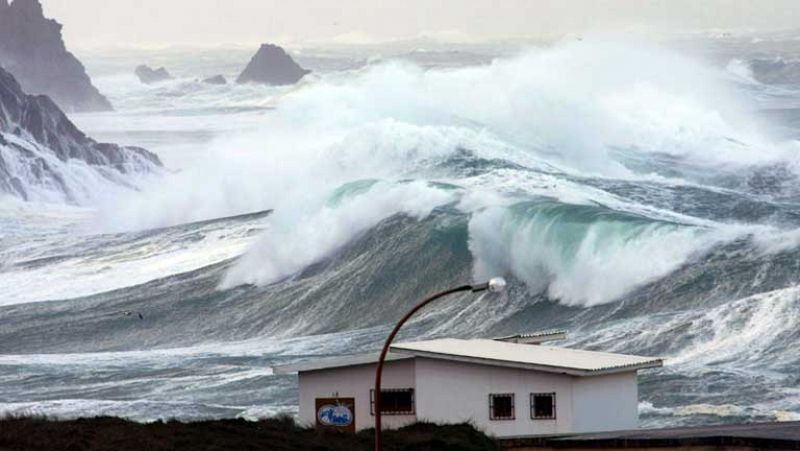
90;39;798;306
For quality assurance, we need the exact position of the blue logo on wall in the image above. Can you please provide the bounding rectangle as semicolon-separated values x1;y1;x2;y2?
317;403;354;427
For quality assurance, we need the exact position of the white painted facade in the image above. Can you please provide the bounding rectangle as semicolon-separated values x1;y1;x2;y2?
277;337;660;438
415;358;638;436
297;358;417;431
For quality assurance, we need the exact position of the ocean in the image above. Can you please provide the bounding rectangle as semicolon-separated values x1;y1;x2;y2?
2;35;800;427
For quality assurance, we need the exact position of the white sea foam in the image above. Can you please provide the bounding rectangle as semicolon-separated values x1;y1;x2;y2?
567;284;800;372
725;58;760;85
3;38;770;307
639;401;800;421
0;399;298;423
94;38;789;221
221;180;456;288
0;133;156;205
0;399;259;423
82;38;796;301
0;328;379;366
468;205;748;306
666;286;800;369
0;211;266;306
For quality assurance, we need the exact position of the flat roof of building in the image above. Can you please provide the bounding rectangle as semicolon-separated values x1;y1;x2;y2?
273;338;661;376
498;421;800;449
273;352;411;374
392;339;662;376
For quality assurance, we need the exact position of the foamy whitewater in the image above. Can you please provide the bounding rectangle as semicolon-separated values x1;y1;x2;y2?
3;36;800;426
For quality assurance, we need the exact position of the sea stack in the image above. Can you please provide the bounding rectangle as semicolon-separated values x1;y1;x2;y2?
237;43;310;86
0;0;113;112
0;66;161;203
202;74;227;85
134;65;172;84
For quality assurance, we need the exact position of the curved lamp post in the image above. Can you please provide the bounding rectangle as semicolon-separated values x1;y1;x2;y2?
373;277;507;451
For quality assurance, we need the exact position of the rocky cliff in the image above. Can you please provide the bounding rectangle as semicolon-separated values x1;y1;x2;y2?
237;44;310;85
0;66;161;204
0;0;113;112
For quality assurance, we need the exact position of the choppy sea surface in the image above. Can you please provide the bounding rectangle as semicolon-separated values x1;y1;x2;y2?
4;36;800;427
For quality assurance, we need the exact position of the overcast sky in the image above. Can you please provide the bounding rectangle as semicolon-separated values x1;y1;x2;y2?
38;0;800;48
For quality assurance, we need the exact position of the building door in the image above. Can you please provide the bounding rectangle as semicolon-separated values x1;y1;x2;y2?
315;397;356;433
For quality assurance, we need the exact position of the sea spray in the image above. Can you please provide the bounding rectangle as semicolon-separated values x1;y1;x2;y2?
83;38;799;305
94;39;789;228
468;201;732;306
220;180;457;288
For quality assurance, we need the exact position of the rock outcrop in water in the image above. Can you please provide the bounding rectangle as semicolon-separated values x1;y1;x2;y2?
236;44;310;85
202;75;227;85
0;65;161;203
0;0;113;112
135;65;172;84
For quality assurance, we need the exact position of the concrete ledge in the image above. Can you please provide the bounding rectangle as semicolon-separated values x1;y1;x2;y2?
497;421;800;450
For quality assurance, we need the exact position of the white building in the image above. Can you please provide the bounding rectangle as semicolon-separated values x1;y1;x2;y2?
273;331;662;438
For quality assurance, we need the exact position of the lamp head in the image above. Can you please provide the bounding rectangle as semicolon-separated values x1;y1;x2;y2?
487;277;507;293
471;277;507;293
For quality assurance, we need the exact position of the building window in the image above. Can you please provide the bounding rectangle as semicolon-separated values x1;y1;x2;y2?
370;388;415;415
489;393;515;421
531;393;556;420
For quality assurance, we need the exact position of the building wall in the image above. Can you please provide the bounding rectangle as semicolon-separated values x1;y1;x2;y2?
413;358;578;438
571;372;638;432
297;357;641;437
297;359;417;431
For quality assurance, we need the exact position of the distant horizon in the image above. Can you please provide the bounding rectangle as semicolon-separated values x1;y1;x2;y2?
35;0;800;50
54;29;800;54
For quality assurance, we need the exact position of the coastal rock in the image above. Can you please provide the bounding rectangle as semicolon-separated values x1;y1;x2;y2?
202;75;227;85
236;44;310;85
135;65;172;84
0;65;162;203
0;0;113;112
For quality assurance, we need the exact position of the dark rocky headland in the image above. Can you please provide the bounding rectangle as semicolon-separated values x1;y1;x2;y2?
0;65;161;202
0;0;113;112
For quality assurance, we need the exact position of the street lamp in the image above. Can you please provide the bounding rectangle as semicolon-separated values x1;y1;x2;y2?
373;277;507;451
